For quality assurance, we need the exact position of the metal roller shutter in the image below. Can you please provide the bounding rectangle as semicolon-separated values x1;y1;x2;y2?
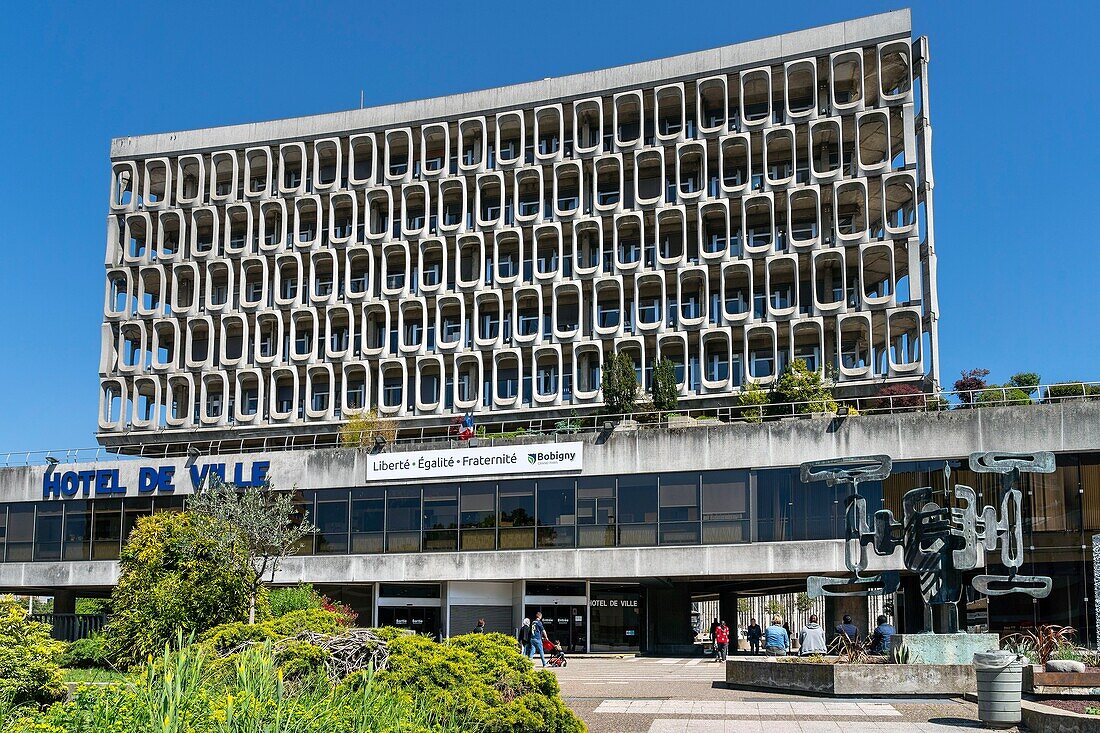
450;604;513;637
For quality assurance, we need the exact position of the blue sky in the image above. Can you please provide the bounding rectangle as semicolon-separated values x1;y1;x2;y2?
0;1;1095;452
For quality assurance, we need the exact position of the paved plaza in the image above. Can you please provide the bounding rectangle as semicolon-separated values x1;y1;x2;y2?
552;657;1013;733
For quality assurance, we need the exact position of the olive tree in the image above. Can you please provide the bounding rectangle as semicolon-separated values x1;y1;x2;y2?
188;476;317;624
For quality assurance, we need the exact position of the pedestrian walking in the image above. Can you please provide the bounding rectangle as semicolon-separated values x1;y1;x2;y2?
746;618;763;655
473;618;486;634
870;615;895;654
835;614;860;643
764;615;790;656
713;620;730;662
530;611;547;667
798;614;827;656
519;617;532;653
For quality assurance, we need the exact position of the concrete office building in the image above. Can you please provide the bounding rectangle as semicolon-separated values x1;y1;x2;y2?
99;9;938;450
16;11;1087;655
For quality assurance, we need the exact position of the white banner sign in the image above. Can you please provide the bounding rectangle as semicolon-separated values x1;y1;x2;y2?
366;442;583;482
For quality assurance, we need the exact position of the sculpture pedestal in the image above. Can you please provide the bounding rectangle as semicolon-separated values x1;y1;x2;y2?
892;633;1001;665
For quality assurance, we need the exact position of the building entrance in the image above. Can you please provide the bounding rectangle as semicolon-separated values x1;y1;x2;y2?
377;606;441;639
589;584;643;652
524;604;586;654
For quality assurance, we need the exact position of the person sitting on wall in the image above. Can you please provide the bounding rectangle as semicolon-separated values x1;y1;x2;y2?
870;614;896;654
798;614;827;656
763;615;790;656
835;614;860;643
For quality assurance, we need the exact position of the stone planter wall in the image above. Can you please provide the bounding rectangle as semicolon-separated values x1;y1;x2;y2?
725;657;976;696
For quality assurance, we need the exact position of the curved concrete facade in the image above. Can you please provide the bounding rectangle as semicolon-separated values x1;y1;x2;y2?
98;9;937;449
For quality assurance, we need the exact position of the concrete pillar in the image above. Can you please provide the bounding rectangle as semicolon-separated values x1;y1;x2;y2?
52;590;76;615
646;586;695;655
824;595;869;641
719;590;739;651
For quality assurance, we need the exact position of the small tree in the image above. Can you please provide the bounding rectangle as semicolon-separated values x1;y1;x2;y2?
953;368;990;407
650;359;679;413
340;410;399;448
770;359;836;414
976;385;1032;407
1008;372;1041;396
795;593;814;613
601;351;639;416
188;477;317;624
0;596;66;705
104;512;254;667
738;383;768;423
870;383;925;412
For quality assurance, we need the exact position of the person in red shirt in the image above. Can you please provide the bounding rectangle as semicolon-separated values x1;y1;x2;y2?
714;620;730;662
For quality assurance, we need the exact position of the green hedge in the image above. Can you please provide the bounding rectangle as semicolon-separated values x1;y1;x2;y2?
0;596;67;706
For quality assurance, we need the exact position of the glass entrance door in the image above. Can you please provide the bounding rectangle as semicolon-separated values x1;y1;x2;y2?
524;604;586;653
378;606;442;640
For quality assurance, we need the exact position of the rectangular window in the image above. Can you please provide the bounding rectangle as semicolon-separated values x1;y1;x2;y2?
577;477;615;548
659;473;699;545
33;503;63;561
701;470;750;544
460;483;495;550
423;485;458;551
537;479;576;548
63;501;92;561
386;487;421;553
315;491;350;554
617;475;657;546
91;500;122;560
351;488;385;554
498;480;534;549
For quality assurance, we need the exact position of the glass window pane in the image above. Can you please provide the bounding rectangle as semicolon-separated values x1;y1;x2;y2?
701;470;749;544
460;483;496;528
291;490;316;554
386;487;421;552
123;498;154;544
91;500;122;560
618;475;657;524
499;480;535;527
537;479;575;526
63;501;91;561
659;473;699;522
315;491;350;554
352;488;385;532
6;504;34;562
578;477;615;527
387;488;421;532
424;485;458;530
34;504;63;561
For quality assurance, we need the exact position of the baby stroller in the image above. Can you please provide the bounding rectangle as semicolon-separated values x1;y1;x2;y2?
543;638;568;667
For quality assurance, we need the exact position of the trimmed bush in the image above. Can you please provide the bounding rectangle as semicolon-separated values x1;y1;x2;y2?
738;383;768;423
375;632;584;733
1047;382;1100;401
61;633;112;670
0;596;66;706
199;607;347;653
868;383;925;412
976;386;1032;407
268;583;324;617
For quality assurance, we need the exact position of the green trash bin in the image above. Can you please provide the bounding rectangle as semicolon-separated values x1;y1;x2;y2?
973;650;1024;729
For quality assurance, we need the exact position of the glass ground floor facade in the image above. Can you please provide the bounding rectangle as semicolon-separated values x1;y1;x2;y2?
3;451;1099;645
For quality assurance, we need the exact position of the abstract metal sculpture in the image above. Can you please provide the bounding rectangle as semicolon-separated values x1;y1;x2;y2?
803;451;1053;633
